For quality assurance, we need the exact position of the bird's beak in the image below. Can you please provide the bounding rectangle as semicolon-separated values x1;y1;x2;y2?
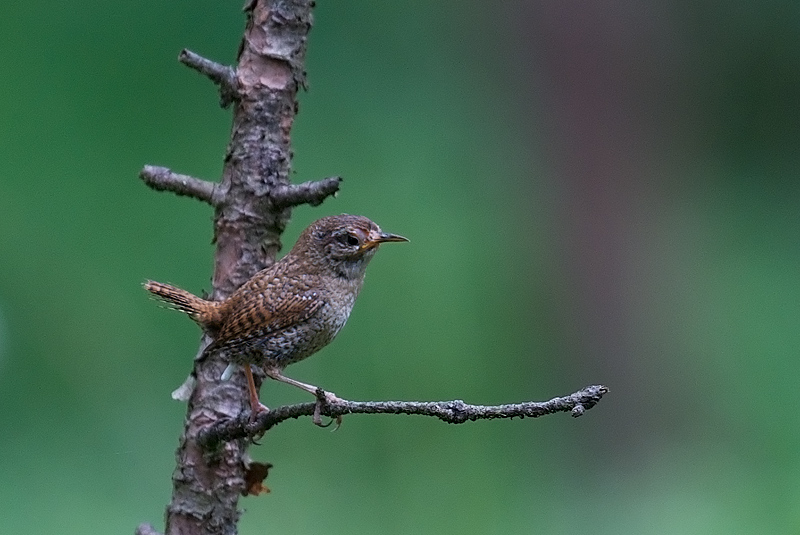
363;231;409;250
377;232;409;243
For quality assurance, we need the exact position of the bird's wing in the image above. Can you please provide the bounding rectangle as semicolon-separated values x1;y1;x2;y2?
215;275;324;352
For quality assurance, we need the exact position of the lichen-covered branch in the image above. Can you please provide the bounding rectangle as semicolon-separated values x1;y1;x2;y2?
198;385;609;449
140;165;222;206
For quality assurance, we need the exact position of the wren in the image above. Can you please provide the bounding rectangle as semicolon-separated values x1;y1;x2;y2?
145;214;408;415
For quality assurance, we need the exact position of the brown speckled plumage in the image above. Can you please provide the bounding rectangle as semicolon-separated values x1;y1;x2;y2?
145;214;407;414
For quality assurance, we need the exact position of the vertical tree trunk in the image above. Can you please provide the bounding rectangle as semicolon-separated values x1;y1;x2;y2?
152;2;315;534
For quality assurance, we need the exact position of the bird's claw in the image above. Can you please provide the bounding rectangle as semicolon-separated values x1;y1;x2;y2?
249;402;270;420
313;388;343;429
241;404;269;445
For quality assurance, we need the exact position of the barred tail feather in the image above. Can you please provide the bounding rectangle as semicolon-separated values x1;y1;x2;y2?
143;280;223;330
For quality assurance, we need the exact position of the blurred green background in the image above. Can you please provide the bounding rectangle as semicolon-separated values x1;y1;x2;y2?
2;1;800;533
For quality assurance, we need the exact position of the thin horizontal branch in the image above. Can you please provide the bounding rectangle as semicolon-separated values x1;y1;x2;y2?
270;176;343;208
198;385;608;449
178;49;239;107
140;165;223;206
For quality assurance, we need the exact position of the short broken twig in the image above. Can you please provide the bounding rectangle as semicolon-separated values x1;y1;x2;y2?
140;165;223;206
179;49;239;107
270;176;343;208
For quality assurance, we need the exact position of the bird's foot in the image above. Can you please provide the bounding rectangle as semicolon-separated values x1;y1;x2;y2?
313;388;343;429
249;402;269;421
246;402;270;445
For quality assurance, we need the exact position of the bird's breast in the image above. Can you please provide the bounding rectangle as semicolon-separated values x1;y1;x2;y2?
232;278;362;368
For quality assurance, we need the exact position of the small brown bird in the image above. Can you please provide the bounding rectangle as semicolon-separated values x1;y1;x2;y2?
145;214;407;416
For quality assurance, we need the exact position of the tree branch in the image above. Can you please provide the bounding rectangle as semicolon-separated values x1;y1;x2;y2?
270;176;342;208
178;49;239;108
139;165;222;206
198;385;609;449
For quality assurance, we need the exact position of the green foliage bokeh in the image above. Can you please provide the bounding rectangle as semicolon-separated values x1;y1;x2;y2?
2;2;800;533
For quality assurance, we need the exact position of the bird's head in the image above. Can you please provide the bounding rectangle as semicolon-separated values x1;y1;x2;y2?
295;215;408;280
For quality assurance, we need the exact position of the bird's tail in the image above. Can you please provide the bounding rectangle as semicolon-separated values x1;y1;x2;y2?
143;280;224;331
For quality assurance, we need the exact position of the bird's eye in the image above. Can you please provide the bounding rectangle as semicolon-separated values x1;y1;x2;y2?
345;234;360;247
